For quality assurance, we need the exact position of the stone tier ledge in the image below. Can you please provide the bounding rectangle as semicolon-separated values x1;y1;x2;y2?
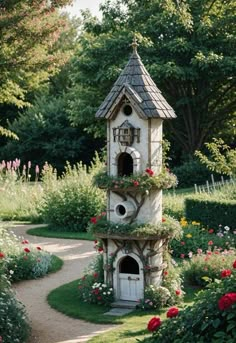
94;232;171;241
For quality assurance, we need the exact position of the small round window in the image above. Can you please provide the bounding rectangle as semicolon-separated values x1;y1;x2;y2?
123;104;133;116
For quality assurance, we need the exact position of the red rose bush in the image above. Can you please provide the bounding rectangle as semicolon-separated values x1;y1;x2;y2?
143;261;236;343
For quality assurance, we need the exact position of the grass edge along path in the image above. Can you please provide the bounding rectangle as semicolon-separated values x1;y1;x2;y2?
27;226;94;241
47;278;199;343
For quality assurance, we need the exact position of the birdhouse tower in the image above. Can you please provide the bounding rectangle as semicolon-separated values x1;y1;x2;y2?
94;39;177;304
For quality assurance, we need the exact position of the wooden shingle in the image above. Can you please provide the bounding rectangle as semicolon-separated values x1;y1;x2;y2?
95;49;176;120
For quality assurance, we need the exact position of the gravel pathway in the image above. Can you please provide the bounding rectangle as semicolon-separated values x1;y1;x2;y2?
10;224;116;343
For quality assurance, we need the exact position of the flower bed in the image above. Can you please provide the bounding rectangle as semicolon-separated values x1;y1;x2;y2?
0;225;53;281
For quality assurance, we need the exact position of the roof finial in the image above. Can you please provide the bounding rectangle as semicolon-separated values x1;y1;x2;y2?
131;35;138;53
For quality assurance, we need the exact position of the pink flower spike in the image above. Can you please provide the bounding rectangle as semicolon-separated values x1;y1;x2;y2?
35;165;40;174
28;161;31;169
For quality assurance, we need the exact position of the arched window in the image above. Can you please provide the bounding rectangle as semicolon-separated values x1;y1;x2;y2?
118;152;133;176
119;256;139;274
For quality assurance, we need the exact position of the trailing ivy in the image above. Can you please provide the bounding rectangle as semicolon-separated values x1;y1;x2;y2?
88;215;182;239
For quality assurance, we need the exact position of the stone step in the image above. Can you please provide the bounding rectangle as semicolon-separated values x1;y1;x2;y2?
111;300;138;309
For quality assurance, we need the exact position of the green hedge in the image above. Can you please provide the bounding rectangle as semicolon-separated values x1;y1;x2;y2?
185;196;236;228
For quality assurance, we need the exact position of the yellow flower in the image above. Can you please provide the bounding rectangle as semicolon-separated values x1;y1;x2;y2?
180;217;188;227
192;221;200;226
186;234;192;238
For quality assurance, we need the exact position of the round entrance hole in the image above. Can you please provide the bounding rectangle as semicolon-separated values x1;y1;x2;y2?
116;204;126;216
114;201;136;219
123;104;133;116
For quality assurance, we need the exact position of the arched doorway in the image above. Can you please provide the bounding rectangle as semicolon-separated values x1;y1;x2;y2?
118;152;133;176
117;255;143;301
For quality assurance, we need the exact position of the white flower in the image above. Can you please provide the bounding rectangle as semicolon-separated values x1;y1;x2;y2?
109;288;113;291
224;226;230;231
103;292;106;295
99;287;102;290
108;291;111;295
9;270;14;275
102;284;106;288
217;232;224;237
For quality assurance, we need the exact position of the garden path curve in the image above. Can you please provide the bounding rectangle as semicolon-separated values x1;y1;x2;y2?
11;224;116;343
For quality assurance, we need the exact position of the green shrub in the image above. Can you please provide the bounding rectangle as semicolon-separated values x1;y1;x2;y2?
0;285;31;343
170;219;236;258
143;262;236;343
40;162;105;232
172;159;220;188
163;194;185;220
185;195;236;229
183;249;236;287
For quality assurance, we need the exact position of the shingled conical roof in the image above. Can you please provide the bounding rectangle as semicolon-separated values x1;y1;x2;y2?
95;41;176;119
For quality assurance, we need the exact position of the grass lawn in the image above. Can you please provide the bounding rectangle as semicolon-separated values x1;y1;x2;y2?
27;226;95;241
47;278;200;343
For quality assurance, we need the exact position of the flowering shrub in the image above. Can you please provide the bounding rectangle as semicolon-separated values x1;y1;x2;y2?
78;275;113;306
0;225;53;281
0;287;31;343
170;220;236;258
183;248;236;286
138;286;171;310
142;262;236;343
40;162;105;232
93;168;177;192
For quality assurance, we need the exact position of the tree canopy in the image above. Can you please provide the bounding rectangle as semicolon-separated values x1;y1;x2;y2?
68;0;236;158
0;0;73;137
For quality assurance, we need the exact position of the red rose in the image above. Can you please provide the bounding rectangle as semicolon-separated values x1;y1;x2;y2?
221;269;232;278
98;247;103;253
133;180;139;187
208;240;214;245
180;254;185;258
175;290;181;296
164;271;168;276
145;168;154;176
0;252;5;258
147;317;162;332
233;260;236;269
180;241;185;245
167;307;179;318
24;247;30;253
208;229;214;234
21;239;29;244
162;218;166;222
90;217;97;224
36;246;42;250
218;293;236;310
93;272;98;278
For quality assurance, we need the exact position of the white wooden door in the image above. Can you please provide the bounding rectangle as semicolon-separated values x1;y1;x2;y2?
119;272;142;301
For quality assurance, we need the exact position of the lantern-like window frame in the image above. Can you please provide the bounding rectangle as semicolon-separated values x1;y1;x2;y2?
113;120;140;146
